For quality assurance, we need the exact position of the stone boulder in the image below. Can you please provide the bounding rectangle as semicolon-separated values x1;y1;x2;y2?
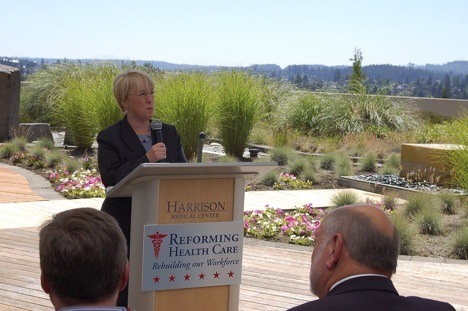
17;123;53;143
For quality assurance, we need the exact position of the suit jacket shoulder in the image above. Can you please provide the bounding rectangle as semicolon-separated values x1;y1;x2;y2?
288;276;455;311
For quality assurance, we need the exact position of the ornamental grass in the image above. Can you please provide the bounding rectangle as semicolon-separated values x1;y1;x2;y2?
216;71;264;158
157;72;215;161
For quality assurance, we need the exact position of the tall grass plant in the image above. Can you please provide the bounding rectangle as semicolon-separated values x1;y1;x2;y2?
52;71;99;149
449;226;468;260
402;192;442;218
269;147;295;166
360;152;378;172
20;63;79;124
444;116;468;191
0;137;28;159
157;72;215;161
416;207;444;235
330;190;360;208
215;71;264;158
390;212;418;255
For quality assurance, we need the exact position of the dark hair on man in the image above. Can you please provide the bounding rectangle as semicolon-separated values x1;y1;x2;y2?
39;208;128;305
322;205;400;274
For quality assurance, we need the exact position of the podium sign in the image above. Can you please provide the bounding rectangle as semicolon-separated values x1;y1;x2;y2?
142;221;243;291
106;162;277;311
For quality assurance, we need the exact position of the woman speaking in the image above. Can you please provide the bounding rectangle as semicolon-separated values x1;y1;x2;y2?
97;69;187;307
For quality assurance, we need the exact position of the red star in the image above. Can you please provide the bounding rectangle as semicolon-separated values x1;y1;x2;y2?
153;276;160;283
184;274;191;281
228;271;234;278
198;273;205;280
169;275;175;282
213;272;220;279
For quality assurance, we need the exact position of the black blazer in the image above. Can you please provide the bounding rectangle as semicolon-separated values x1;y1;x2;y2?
288;276;455;311
97;116;187;249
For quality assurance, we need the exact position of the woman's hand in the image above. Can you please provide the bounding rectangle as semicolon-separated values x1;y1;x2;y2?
146;142;167;162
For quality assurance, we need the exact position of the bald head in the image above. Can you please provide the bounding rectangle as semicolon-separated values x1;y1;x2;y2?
309;204;401;298
321;204;400;274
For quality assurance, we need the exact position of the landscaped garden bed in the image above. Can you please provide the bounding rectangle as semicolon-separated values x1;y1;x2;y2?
1;62;466;260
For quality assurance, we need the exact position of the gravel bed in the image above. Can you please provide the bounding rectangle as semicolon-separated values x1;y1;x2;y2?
353;173;466;195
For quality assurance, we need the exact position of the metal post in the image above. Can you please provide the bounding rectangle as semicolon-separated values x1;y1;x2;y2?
197;132;206;163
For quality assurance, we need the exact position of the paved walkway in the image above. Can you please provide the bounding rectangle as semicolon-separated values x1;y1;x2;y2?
0;163;467;310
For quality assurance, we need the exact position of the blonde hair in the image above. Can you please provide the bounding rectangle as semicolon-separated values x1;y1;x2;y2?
113;69;155;111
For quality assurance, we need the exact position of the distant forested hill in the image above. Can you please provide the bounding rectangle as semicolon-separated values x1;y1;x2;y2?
1;56;467;98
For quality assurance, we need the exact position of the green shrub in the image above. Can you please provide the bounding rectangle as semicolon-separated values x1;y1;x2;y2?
286;93;326;135
269;147;295;166
330;190;359;208
360;152;377;172
157;72;214;161
448;226;468;260
416;207;444;235
26;146;46;168
63;157;81;173
386;153;401;169
216;71;264;158
0;137;28;159
92;64;122;130
416;118;464;144
20;64;76;124
57;80;97;149
36;137;56;150
438;192;458;215
320;153;338;171
288;157;308;176
315;92;419;137
381;163;399;175
402;192;441;218
300;167;318;184
0;145;10;159
382;193;400;211
45;150;66;168
272;130;289;147
336;154;354;176
259;170;279;187
390;212;418;255
24;63;131;150
444;116;468;191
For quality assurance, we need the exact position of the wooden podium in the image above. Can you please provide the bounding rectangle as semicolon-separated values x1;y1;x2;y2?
106;162;277;311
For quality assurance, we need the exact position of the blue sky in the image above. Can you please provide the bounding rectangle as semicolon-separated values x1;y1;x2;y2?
2;0;467;68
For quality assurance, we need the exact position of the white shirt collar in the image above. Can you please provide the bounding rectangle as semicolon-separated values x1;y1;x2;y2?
330;274;388;292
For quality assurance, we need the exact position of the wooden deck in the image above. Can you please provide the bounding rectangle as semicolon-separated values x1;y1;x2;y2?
0;164;467;310
1;211;467;310
0;165;46;203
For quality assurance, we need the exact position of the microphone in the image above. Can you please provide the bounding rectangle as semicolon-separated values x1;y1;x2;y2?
150;119;163;145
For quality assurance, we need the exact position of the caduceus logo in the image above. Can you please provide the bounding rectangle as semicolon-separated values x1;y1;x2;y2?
147;232;168;259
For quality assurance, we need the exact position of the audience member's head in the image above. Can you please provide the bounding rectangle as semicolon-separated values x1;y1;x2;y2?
39;208;128;309
309;204;400;298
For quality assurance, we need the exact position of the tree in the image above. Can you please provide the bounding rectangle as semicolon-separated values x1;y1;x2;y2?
293;73;302;86
301;74;309;88
333;69;341;82
442;74;452;98
349;48;365;93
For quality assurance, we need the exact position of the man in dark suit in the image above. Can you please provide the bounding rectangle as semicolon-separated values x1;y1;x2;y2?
288;204;455;311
